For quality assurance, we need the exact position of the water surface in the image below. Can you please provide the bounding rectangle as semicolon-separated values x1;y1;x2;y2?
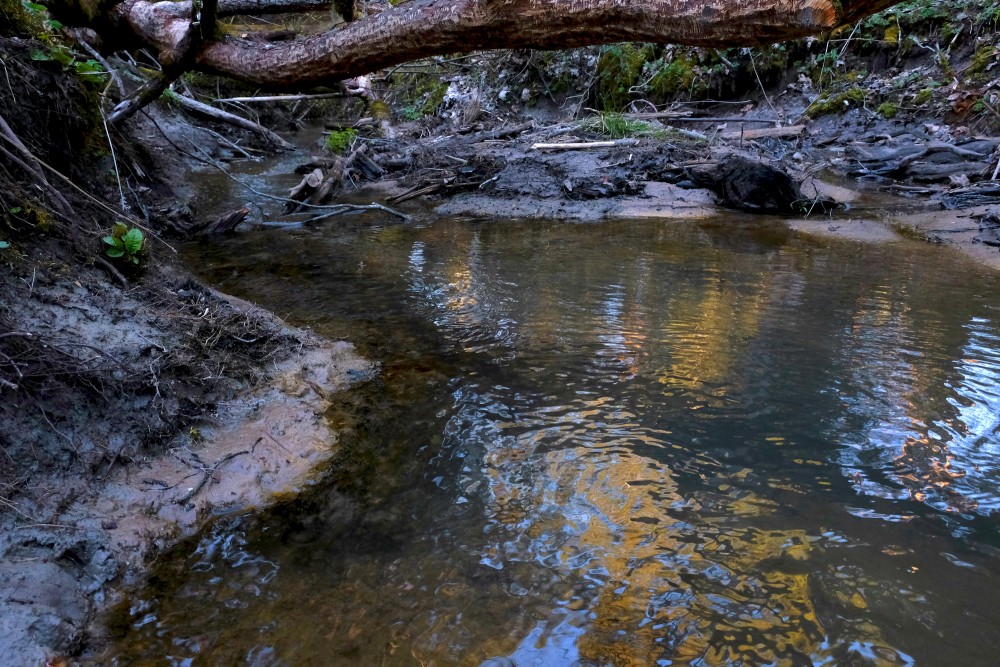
109;216;1000;666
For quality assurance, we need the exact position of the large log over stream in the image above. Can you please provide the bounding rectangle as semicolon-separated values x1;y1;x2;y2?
51;0;901;90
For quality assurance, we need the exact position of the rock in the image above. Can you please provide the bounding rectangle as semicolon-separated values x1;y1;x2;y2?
974;214;1000;247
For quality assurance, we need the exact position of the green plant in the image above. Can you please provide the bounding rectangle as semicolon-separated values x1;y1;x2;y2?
913;87;936;104
805;87;866;118
595;43;654;111
583;112;660;139
103;223;145;265
324;128;356;153
877;101;899;118
399;104;423;121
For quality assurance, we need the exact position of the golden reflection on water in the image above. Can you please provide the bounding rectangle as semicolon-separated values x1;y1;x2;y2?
106;217;1000;666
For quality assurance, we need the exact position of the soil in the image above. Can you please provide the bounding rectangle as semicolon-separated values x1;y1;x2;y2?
0;36;372;665
3;14;1000;666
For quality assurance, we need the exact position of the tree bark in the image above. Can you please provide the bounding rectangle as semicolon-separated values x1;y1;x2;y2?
54;0;900;90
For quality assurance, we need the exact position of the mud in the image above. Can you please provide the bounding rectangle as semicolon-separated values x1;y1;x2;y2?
0;272;372;665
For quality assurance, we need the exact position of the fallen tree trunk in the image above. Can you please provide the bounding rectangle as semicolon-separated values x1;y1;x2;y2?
51;0;901;90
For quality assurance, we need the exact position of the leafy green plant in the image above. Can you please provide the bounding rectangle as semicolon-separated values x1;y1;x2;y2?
103;223;145;265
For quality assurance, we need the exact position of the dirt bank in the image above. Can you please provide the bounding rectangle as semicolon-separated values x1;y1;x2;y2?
0;34;375;664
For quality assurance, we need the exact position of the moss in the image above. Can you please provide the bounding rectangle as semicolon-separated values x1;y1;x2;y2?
419;80;448;115
966;43;997;82
595;43;654;111
324;128;356;154
876;101;899;118
368;99;391;121
647;54;703;99
0;0;32;35
913;87;935;105
805;87;866;118
883;25;900;45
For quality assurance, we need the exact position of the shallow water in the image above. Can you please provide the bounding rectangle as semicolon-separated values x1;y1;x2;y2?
108;216;1000;666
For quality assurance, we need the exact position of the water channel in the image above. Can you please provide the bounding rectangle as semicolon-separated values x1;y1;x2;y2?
105;189;1000;664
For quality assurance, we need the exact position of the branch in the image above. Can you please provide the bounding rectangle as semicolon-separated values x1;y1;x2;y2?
66;0;903;90
168;90;294;150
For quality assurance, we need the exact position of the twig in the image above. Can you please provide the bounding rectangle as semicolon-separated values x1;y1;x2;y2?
189;143;407;218
300;201;409;223
71;30;126;100
174;449;250;505
214;93;347;103
94;256;129;287
748;50;777;117
102;114;128;210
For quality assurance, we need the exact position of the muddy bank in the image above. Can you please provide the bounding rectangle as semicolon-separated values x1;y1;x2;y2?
308;113;1000;269
0;34;376;664
0;269;371;665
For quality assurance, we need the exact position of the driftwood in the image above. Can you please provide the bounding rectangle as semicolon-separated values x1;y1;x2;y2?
285;145;380;212
216;93;348;103
876;141;988;178
463;121;534;143
939;182;1000;209
906;162;991;182
531;139;641;151
387;183;441;204
720;125;805;140
435;121;534;148
161;207;250;237
387;154;506;204
169;92;295;150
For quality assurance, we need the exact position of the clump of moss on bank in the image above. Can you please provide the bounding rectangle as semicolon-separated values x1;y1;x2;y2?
806;88;866;117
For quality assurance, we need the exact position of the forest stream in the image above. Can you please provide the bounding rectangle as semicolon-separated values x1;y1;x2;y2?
98;178;1000;665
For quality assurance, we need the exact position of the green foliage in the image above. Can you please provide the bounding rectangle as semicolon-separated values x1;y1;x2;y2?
399;104;424;121
582;113;661;139
103;223;145;265
420;80;448;115
324;128;356;154
805;88;866;118
966;43;998;82
646;54;704;99
595;44;654;111
877;101;899;118
913;87;936;105
18;2;109;84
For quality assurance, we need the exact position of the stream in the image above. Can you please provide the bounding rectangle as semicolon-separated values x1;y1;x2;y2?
102;159;1000;665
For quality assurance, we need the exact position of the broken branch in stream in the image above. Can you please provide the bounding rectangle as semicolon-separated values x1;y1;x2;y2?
191;144;409;220
169;90;295;150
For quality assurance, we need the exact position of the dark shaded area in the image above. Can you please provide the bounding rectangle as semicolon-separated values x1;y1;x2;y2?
691;155;803;213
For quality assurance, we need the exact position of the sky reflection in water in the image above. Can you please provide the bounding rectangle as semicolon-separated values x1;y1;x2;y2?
107;218;1000;666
